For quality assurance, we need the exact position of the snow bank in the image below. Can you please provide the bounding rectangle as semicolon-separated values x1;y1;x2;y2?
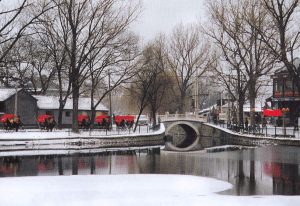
0;175;299;206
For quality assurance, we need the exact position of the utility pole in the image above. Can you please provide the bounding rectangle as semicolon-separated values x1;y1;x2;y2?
14;86;18;115
194;67;199;113
108;71;112;128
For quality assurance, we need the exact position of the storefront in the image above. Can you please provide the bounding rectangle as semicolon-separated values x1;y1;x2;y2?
269;69;300;126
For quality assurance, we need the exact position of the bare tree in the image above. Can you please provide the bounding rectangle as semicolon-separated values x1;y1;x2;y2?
38;0;140;132
0;0;52;64
86;32;140;126
128;39;167;131
258;0;300;93
29;2;70;128
24;36;56;94
143;37;170;126
206;0;277;125
167;24;211;113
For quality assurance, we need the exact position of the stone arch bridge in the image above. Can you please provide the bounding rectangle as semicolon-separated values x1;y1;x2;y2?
159;114;211;151
160;113;300;152
160;113;240;151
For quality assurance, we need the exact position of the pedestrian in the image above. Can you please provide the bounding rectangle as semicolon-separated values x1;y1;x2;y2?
245;117;249;130
14;115;22;132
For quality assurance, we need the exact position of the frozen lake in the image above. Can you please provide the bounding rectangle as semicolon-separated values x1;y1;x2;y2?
1;145;300;196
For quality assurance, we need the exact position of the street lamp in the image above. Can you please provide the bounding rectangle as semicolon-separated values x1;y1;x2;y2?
281;107;289;136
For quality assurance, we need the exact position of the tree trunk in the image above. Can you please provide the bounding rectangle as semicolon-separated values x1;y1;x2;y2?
58;103;64;129
237;93;245;126
178;91;186;113
249;81;256;126
90;86;95;127
72;86;79;133
134;109;144;132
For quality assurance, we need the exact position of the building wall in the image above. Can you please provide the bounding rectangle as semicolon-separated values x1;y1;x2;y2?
5;90;38;125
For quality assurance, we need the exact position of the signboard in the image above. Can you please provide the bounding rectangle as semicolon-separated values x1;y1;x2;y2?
263;109;282;117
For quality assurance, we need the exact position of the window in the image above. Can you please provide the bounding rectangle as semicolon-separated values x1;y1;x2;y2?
274;79;283;97
65;111;71;117
284;79;293;96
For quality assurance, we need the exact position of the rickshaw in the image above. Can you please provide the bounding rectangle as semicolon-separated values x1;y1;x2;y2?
78;114;91;130
95;115;110;130
37;114;56;131
1;114;22;131
114;115;134;130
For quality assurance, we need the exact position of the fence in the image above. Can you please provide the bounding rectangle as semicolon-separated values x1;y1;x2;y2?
214;122;300;138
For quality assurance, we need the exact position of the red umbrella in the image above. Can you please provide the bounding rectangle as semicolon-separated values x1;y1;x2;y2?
78;114;90;123
95;115;110;123
0;114;16;123
37;114;52;123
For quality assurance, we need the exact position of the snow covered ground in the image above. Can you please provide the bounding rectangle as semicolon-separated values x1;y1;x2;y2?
0;124;163;140
0;174;299;206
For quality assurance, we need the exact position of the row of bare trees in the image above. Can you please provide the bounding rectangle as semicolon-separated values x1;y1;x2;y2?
127;26;213;130
205;0;300;126
0;0;140;132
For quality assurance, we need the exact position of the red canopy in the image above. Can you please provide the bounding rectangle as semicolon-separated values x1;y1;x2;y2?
1;114;16;123
37;114;52;123
114;115;134;124
78;114;90;122
263;109;282;117
95;115;110;123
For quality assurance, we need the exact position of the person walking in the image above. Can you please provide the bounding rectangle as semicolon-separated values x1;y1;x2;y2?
245;117;249;130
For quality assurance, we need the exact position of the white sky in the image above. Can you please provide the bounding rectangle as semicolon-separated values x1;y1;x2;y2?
133;0;207;43
2;0;207;43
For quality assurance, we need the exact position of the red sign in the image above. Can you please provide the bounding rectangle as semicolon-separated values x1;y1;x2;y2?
263;109;282;117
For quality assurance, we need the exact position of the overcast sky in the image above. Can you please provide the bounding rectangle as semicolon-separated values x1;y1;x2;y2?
133;0;207;43
2;0;207;43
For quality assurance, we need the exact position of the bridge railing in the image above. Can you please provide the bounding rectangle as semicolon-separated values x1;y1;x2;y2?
158;113;207;122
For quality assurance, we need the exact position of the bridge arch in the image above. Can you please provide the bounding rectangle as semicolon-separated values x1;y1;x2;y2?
165;121;201;151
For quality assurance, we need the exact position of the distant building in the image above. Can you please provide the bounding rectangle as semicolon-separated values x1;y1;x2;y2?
268;67;300;126
33;96;109;125
0;88;38;125
0;88;108;126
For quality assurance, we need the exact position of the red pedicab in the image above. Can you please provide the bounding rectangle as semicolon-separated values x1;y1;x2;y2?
114;115;134;130
95;115;110;130
1;114;16;130
1;114;22;131
37;114;56;131
78;114;91;129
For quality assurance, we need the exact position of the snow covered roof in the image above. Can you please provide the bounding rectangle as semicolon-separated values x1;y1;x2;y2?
243;101;263;112
33;95;108;111
0;88;22;101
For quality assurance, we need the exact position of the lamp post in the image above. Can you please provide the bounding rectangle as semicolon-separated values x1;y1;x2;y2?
281;107;289;136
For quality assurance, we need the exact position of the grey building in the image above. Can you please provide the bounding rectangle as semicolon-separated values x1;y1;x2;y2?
33;95;109;125
0;88;38;125
0;88;109;126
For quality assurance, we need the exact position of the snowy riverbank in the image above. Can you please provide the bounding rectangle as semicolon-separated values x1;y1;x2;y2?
0;174;299;206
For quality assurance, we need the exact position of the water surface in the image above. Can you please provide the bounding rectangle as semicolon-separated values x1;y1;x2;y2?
1;146;300;196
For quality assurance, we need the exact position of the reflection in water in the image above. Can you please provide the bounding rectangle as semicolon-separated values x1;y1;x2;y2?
1;146;300;196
